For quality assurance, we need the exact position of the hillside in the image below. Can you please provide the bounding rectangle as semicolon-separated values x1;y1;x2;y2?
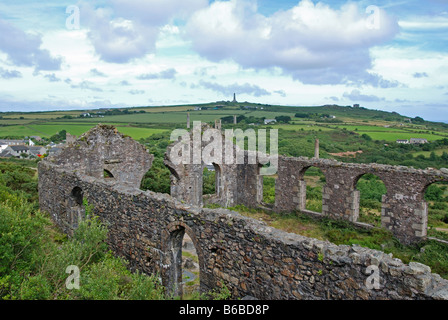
2;103;448;299
1;102;447;140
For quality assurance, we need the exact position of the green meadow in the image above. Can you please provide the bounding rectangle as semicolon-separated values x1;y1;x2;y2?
1;103;448;144
0;123;168;140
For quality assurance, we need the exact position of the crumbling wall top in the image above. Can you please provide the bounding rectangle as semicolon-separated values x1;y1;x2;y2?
45;124;153;186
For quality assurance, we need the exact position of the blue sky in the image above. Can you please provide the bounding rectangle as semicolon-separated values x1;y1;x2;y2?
0;0;447;121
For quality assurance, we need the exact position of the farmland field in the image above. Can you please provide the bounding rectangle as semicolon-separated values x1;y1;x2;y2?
412;147;448;157
29;124;98;136
2;103;448;145
0;125;44;137
113;127;168;140
271;124;336;131
334;125;410;132
353;131;443;142
0;122;168;140
0;111;83;120
326;124;447;142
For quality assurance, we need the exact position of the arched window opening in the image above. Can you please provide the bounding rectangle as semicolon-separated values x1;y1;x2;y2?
181;233;200;299
167;226;201;299
68;186;85;234
103;169;114;179
303;166;326;213
355;173;386;226
261;162;276;207
424;181;448;238
202;164;216;196
140;158;171;194
71;186;83;205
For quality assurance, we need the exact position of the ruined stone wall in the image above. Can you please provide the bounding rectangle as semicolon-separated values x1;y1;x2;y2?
49;124;153;187
164;125;262;208
38;125;448;300
274;156;448;244
38;161;448;300
163;125;448;245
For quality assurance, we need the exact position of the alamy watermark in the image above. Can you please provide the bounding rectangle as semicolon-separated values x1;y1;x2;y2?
65;265;80;290
66;5;80;30
169;121;278;175
365;265;381;290
365;5;381;30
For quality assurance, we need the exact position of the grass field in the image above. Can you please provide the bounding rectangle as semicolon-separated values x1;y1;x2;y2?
413;147;448;157
327;124;447;142
272;124;336;131
334;125;410;132
72;110;281;124
0;122;167;140
2;103;448;144
1;118;445;142
29;124;98;136
114;127;168;140
1;111;83;120
359;131;443;142
0;119;37;125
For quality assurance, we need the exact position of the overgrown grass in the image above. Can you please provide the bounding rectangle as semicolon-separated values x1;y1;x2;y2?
225;204;448;279
0;195;167;300
0;160;234;300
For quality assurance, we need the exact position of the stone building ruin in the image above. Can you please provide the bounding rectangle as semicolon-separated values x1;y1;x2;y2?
38;124;448;299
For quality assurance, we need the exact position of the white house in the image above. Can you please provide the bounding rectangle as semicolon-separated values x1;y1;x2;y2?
410;138;428;144
264;119;277;125
9;145;30;158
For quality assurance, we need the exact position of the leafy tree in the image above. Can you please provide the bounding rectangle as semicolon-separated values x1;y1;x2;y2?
140;158;171;194
275;115;291;123
202;167;215;195
49;130;67;143
413;116;425;123
425;184;444;202
0;161;166;300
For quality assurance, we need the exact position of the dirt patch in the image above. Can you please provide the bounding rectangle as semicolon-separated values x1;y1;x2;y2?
329;150;363;157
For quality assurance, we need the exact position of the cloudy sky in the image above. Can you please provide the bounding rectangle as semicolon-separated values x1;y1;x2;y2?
0;0;447;121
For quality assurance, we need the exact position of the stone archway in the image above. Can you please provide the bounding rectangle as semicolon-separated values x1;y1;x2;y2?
161;221;205;298
68;186;85;234
352;173;387;225
298;165;327;213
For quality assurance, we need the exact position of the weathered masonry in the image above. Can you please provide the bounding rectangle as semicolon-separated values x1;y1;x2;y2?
274;157;448;245
165;127;448;245
38;125;448;300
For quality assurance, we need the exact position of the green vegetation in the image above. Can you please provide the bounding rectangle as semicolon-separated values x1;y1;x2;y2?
202;167;216;195
356;174;387;226
225;205;448;279
0;160;166;300
2;102;448;295
0;160;230;300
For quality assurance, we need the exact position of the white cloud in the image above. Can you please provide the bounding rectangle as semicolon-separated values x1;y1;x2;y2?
0;18;62;72
83;8;159;63
192;80;272;97
343;89;385;102
370;46;448;89
44;73;61;82
90;68;107;77
413;72;429;78
111;0;208;26
185;0;399;85
0;67;22;79
80;0;208;64
137;68;177;80
398;16;448;30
